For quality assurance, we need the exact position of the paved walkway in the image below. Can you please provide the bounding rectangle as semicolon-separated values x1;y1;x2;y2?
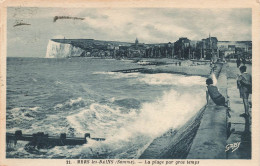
188;62;252;159
226;62;252;159
187;63;227;159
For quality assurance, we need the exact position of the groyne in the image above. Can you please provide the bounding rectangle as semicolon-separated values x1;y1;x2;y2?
140;66;209;77
6;130;105;149
113;62;211;77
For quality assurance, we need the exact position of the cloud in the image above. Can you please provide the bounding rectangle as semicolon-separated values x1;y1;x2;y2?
7;8;251;57
8;7;87;19
79;8;251;42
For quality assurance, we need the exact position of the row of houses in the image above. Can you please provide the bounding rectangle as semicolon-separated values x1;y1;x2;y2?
173;35;252;61
62;36;252;60
75;38;175;59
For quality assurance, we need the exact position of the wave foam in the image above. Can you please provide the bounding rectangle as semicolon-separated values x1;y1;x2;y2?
108;89;205;141
54;97;85;110
93;71;139;79
93;72;206;87
66;102;135;137
66;85;205;158
139;73;206;86
8;106;41;121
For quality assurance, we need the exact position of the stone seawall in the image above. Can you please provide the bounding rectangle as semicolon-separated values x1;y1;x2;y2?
187;63;227;159
140;63;226;159
139;106;206;159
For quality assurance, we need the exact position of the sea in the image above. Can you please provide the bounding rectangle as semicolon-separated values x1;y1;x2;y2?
6;57;206;159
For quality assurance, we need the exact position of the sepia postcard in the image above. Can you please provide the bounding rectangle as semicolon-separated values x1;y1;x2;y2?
0;0;260;166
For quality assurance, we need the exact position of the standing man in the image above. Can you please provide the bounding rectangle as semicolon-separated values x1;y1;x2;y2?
236;58;241;68
237;65;252;117
242;58;246;66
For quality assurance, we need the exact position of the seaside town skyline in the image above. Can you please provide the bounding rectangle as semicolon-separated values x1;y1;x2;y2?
7;8;251;57
46;35;252;61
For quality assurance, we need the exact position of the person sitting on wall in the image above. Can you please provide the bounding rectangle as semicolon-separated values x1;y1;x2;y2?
206;78;231;118
206;78;228;107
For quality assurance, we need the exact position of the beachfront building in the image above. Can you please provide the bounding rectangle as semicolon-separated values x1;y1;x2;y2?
103;38;176;59
172;35;221;61
173;37;203;60
125;40;147;58
165;42;175;58
189;40;202;59
217;41;252;60
174;37;191;59
201;35;219;61
145;42;174;58
196;41;206;59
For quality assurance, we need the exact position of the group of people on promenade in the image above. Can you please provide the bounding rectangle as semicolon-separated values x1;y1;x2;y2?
206;61;252;118
236;58;247;68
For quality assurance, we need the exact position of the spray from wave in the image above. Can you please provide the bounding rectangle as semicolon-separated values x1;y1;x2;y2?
7;70;206;159
138;73;206;86
63;84;206;158
94;71;206;86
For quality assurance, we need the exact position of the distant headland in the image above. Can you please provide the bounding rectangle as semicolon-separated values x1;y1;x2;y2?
46;36;252;62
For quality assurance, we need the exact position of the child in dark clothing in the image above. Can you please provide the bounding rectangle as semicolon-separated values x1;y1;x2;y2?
206;78;231;118
206;78;227;106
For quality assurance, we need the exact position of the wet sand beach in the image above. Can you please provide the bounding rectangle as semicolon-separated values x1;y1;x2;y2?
132;59;211;77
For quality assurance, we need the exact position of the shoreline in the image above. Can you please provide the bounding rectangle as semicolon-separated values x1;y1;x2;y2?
111;58;212;77
140;65;210;77
9;56;211;77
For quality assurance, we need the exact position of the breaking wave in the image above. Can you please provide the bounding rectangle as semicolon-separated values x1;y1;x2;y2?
65;86;206;158
93;71;205;86
138;73;205;86
54;97;86;110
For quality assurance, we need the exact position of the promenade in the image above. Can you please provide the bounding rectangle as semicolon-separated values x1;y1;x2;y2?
187;62;252;159
138;60;252;159
187;62;227;159
226;62;252;159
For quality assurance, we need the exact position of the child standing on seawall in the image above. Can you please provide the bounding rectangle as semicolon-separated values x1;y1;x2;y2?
237;65;252;117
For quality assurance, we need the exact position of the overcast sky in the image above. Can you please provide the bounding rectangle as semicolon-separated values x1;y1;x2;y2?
7;8;251;57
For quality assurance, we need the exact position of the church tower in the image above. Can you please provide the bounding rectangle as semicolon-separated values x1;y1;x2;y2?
209;33;212;50
135;38;139;45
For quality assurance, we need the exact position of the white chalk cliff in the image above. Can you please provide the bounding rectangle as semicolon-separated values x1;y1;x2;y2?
46;40;84;58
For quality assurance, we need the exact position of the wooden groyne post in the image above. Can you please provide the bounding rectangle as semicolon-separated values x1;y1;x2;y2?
112;68;145;73
6;130;105;148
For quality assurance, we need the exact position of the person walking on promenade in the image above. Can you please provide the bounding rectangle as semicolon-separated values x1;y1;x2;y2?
210;60;213;68
236;58;241;68
237;65;252;117
242;58;246;66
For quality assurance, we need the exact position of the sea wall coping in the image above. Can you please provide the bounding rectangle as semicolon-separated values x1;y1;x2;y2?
187;63;228;159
